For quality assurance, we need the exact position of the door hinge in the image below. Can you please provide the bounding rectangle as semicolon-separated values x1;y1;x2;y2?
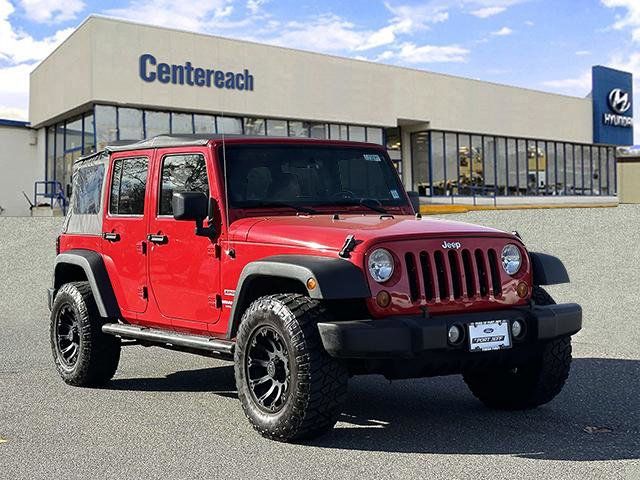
207;244;222;258
208;294;222;309
136;241;147;255
138;286;148;300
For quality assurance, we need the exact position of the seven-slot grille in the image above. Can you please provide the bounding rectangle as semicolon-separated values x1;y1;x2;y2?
404;247;503;303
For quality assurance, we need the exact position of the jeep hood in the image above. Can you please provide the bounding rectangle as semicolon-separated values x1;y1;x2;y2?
231;215;512;251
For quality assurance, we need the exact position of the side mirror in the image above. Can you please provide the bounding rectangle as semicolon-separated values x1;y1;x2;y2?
407;191;420;213
172;192;208;221
172;192;217;237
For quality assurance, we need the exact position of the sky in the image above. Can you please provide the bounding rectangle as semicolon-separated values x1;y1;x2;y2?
0;0;639;141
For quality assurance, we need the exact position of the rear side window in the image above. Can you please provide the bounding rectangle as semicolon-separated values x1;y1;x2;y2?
73;164;105;214
63;152;109;235
159;154;209;216
109;157;148;215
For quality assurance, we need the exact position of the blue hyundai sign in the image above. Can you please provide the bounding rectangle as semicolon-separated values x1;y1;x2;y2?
139;53;254;91
592;65;633;145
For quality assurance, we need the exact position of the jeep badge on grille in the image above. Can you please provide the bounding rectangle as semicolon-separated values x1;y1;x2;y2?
442;241;462;249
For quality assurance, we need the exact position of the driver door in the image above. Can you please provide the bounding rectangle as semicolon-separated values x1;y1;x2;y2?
147;148;221;333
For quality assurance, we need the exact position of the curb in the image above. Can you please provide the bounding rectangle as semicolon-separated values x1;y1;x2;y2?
420;203;619;215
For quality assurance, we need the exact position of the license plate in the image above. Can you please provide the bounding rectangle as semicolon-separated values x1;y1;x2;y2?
468;320;511;352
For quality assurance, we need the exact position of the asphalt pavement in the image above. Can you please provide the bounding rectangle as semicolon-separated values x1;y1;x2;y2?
0;206;638;479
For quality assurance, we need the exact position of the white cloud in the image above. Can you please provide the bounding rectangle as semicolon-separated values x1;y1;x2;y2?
0;105;28;120
105;0;235;32
385;42;470;64
470;6;506;18
254;2;452;55
524;20;534;26
0;63;33;121
601;0;640;143
246;0;267;14
0;0;77;121
491;26;513;36
601;0;640;41
18;0;85;24
541;71;591;93
575;50;591;56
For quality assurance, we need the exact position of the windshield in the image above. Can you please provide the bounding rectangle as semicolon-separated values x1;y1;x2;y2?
221;145;408;212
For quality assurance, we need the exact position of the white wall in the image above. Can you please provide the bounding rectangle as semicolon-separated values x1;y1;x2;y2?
30;16;593;144
0;125;40;216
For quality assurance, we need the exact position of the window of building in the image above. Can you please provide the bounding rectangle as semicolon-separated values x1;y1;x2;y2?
95;105;117;151
55;124;65;192
194;114;216;134
46;127;55;187
244;117;266;136
145;110;170;138
118;108;143;141
109;157;148;215
83;112;95;154
266;119;288;137
65;117;83;151
159;154;209;215
348;125;366;142
330;124;348;140
411;132;429;195
412;129;616;198
171;113;193;134
288;121;308;137
309;123;327;139
217;116;243;134
367;127;383;145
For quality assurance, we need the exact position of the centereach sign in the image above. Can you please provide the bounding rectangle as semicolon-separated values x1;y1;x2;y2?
139;53;254;91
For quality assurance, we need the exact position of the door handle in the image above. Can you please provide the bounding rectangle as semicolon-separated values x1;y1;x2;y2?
102;232;120;242
147;234;168;244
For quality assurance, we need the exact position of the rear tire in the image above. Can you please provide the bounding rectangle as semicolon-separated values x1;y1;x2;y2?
463;287;572;410
234;294;348;442
50;282;121;386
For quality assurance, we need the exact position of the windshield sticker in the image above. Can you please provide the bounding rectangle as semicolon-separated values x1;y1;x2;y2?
363;154;382;162
390;189;400;199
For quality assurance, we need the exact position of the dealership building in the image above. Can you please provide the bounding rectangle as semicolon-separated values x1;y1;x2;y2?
0;15;635;216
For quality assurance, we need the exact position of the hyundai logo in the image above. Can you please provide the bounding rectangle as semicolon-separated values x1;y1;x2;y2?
483;328;494;334
608;88;631;114
442;241;462;249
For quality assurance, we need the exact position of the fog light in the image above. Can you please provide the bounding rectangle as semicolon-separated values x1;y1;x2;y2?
376;290;391;308
516;282;529;298
511;320;524;339
448;325;463;345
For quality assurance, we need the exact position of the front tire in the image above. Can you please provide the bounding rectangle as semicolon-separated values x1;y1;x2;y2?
463;287;572;410
50;282;121;386
234;294;348;442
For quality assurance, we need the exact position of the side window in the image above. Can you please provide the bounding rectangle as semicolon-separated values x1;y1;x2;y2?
159;154;209;216
73;163;105;215
109;157;148;215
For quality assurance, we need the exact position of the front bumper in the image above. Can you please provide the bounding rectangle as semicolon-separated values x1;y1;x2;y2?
317;303;581;359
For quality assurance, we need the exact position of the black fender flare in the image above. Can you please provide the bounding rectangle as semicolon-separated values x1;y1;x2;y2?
226;255;370;339
53;249;120;318
529;252;570;286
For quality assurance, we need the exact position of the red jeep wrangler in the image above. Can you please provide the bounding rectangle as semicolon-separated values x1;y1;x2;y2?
49;135;582;441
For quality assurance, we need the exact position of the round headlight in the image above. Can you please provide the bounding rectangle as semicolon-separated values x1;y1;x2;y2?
368;248;394;283
501;244;522;276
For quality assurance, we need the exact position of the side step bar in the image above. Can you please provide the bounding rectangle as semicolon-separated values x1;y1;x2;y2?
102;323;235;355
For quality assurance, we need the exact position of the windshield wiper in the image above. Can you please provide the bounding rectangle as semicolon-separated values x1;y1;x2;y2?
239;200;319;214
333;198;388;214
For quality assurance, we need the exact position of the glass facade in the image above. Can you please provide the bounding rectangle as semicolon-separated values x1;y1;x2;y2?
46;104;386;195
411;129;617;197
48;105;613;201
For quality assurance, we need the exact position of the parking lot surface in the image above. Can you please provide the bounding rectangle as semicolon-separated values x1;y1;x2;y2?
1;206;638;479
